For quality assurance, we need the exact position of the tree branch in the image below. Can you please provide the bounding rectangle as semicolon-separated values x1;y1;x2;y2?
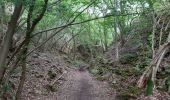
31;12;140;38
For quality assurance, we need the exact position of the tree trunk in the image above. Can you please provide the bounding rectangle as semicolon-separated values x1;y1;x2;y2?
15;41;28;100
15;0;48;99
0;2;5;39
0;2;23;83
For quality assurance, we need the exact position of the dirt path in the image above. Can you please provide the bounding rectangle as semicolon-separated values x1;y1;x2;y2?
57;70;115;100
20;52;115;100
20;52;170;100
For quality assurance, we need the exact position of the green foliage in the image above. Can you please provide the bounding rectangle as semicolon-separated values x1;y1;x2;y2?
90;68;99;75
120;85;140;97
2;83;12;93
2;0;170;98
153;2;161;9
120;53;138;64
146;79;154;96
70;58;86;66
165;78;170;92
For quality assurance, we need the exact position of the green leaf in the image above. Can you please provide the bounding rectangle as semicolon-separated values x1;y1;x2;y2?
153;2;161;9
146;79;154;96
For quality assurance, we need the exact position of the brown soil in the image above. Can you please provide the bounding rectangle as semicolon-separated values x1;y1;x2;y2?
20;52;115;100
56;70;115;100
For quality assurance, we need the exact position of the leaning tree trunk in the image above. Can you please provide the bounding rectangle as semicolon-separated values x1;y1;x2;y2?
137;32;170;89
0;2;23;84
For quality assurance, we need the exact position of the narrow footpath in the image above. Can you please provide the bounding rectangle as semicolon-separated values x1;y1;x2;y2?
57;70;115;100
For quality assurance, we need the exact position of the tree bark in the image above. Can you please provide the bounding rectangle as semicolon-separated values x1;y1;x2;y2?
0;2;23;83
15;0;48;99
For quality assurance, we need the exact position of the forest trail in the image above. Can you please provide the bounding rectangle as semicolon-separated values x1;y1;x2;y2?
57;69;115;100
20;53;115;100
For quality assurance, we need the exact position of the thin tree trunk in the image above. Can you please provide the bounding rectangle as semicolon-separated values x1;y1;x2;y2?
15;55;26;100
152;13;157;58
0;2;5;38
